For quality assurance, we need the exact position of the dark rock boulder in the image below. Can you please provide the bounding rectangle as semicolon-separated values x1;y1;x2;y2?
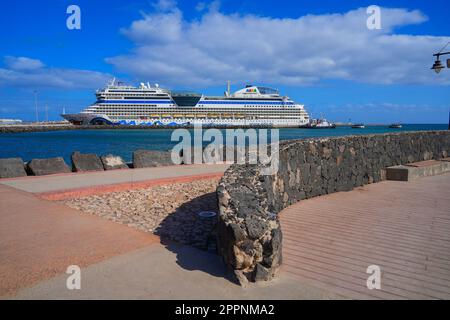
228;223;247;242
245;215;269;239
100;154;128;170
71;151;104;172
132;150;174;168
27;157;71;176
0;158;27;178
254;263;272;281
262;227;282;267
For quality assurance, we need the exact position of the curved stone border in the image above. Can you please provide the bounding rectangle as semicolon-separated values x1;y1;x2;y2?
216;131;450;285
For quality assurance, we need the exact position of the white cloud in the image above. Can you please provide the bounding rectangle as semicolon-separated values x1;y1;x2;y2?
107;6;450;87
121;10;182;44
152;0;177;12
195;2;206;12
0;56;111;89
4;56;44;71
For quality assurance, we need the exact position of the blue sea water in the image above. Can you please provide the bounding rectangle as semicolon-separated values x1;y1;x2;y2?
0;124;447;163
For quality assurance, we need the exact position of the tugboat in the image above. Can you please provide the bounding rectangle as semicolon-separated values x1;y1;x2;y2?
306;118;336;129
351;123;365;129
389;123;402;128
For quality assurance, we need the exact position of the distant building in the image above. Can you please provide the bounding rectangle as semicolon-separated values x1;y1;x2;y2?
0;119;23;125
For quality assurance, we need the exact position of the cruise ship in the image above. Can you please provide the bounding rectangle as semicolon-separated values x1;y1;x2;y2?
62;79;309;127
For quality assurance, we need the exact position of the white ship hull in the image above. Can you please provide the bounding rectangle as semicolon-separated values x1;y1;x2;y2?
62;80;310;128
62;113;308;127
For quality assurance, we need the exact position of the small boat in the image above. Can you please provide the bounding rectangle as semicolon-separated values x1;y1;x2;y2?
305;118;336;129
389;123;402;128
351;123;365;129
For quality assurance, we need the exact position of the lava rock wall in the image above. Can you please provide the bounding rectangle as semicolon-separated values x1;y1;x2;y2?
217;131;450;284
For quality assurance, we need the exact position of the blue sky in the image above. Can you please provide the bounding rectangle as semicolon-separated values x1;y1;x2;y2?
0;0;449;123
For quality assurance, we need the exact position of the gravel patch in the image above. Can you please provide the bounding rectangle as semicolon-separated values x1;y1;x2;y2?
61;178;220;251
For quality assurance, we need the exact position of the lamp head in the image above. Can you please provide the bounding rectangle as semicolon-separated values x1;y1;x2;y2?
431;58;445;74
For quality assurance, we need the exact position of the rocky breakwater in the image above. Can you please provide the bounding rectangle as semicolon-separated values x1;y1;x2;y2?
216;131;450;285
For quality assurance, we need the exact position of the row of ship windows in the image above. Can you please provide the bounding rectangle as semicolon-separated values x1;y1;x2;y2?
199;102;294;105
95;104;297;108
89;107;304;112
108;116;305;120
86;108;305;114
90;112;307;116
100;102;298;107
99;93;166;95
98;96;169;99
96;114;310;116
104;90;162;93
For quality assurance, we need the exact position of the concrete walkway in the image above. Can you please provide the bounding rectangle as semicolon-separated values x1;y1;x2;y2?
13;244;339;300
0;163;230;193
0;184;158;297
280;172;450;300
0;163;333;300
2;164;449;299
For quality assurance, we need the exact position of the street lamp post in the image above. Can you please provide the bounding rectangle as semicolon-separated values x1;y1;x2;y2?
33;90;39;123
431;42;450;130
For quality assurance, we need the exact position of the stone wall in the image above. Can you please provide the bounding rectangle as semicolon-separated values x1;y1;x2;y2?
216;131;450;285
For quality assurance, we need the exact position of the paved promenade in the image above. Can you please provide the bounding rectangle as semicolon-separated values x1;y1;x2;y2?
12;244;337;300
0;184;158;297
1;163;449;299
280;173;450;299
0;163;230;194
0;183;334;300
0;164;232;298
